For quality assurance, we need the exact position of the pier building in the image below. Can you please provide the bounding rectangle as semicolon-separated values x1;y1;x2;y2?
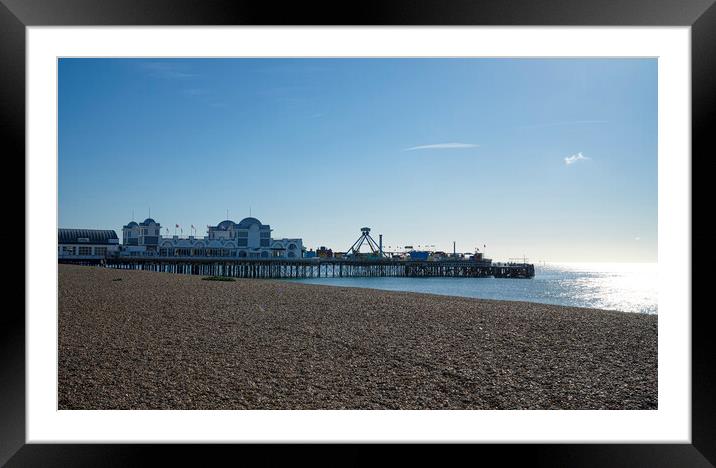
58;229;120;260
120;216;303;259
122;218;162;255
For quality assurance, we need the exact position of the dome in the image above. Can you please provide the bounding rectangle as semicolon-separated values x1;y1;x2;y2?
126;221;138;228
217;220;235;230
237;217;262;229
142;218;156;225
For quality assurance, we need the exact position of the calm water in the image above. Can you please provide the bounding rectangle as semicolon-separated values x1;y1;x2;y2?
288;263;658;314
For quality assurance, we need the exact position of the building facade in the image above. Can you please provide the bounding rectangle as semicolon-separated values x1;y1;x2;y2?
58;229;120;260
122;218;162;255
120;216;303;259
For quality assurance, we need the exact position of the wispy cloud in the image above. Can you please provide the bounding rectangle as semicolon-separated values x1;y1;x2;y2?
404;143;479;151
182;88;208;96
521;120;608;129
254;65;332;74
180;87;228;108
142;62;197;79
564;152;591;165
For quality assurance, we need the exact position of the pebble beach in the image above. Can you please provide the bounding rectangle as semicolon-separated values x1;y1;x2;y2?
58;264;657;410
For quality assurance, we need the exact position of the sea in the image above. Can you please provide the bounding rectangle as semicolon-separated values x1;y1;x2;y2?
289;263;658;314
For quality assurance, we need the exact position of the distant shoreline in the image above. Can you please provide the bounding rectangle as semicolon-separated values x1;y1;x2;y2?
59;264;657;410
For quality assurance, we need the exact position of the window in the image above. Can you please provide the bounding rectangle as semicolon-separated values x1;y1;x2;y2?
260;239;270;247
237;231;248;238
143;236;159;245
94;247;107;257
288;243;297;250
260;231;270;238
238;238;248;247
78;246;92;256
261;251;268;258
61;246;75;255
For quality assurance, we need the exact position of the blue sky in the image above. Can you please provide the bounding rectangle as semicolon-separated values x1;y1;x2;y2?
58;58;657;262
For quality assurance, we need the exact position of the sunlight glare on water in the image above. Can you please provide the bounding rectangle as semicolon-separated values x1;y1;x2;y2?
540;263;658;314
290;262;658;314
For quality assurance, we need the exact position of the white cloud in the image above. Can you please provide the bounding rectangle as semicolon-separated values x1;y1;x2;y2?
564;152;590;165
635;237;641;241
404;143;479;151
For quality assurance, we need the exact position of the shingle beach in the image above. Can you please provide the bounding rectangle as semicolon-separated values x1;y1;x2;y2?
58;264;657;410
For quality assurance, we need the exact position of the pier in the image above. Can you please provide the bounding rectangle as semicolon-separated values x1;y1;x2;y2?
60;257;536;279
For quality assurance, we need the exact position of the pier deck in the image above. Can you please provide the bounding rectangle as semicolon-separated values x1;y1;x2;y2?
60;257;536;279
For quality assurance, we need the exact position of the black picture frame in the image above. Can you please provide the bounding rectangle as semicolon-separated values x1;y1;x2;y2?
3;0;710;465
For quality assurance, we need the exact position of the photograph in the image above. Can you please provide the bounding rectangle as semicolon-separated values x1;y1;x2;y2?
4;0;709;460
57;57;658;411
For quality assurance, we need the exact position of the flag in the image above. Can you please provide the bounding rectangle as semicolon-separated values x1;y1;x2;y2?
191;224;195;229
176;224;179;228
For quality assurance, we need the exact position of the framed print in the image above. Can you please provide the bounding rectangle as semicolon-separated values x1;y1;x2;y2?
3;0;712;465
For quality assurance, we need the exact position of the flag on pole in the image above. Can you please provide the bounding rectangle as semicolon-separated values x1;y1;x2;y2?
176;224;180;228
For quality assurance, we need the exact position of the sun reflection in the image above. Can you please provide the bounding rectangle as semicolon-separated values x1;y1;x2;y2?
545;263;658;314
